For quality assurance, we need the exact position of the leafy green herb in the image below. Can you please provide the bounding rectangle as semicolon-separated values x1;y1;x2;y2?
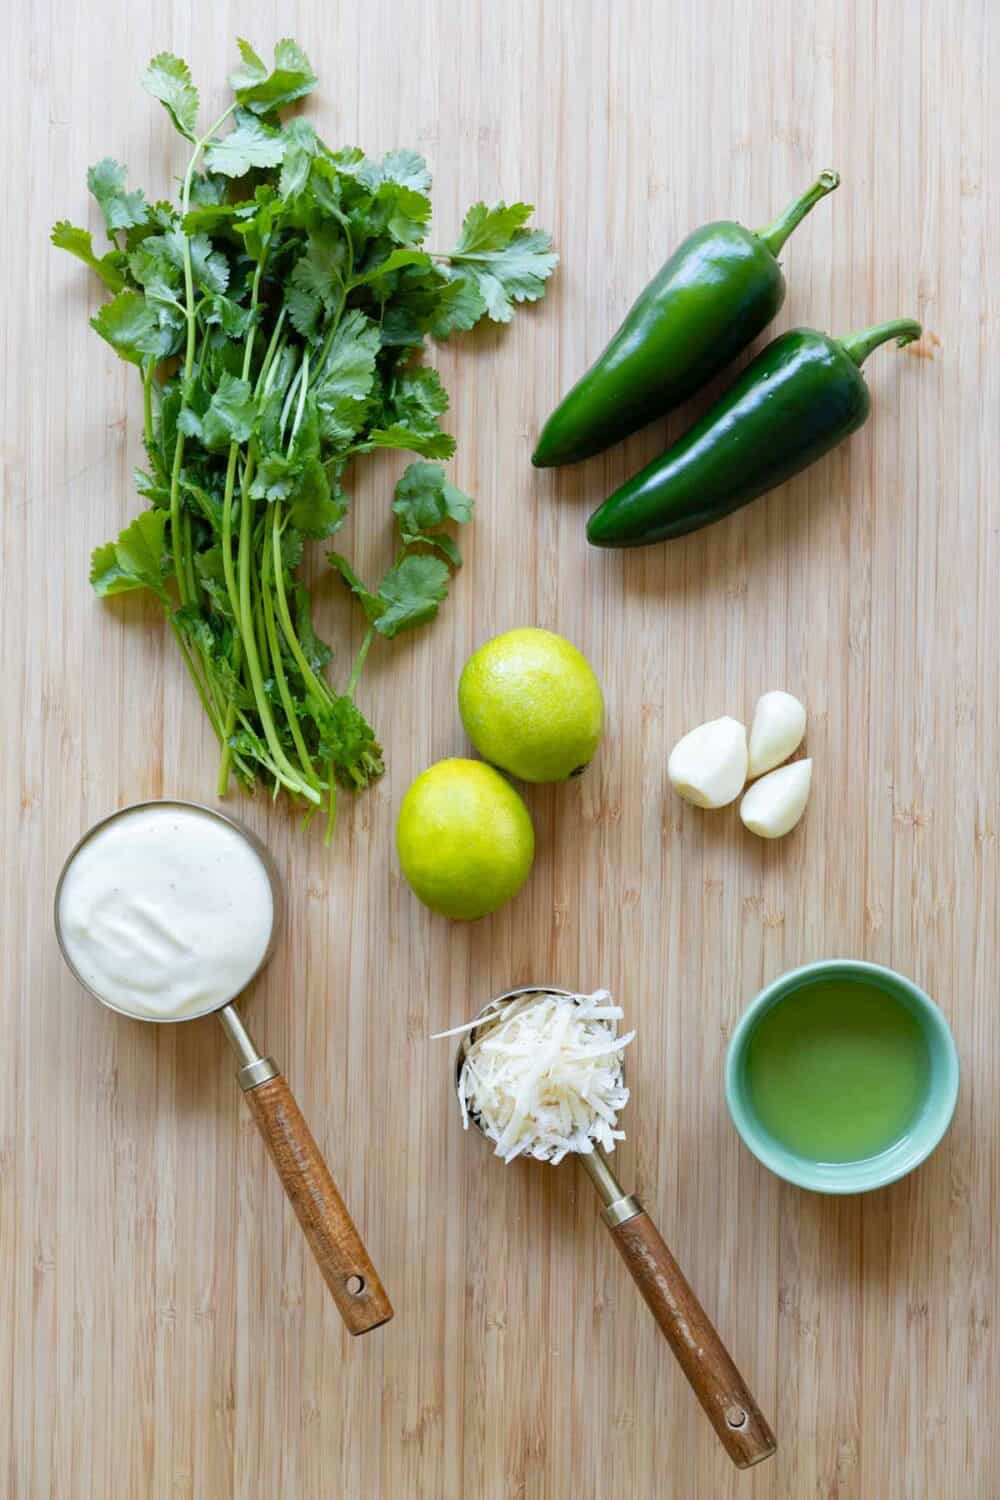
90;511;171;600
50;222;126;292
54;38;556;839
142;53;200;141
444;201;559;323
87;158;148;235
229;38;318;115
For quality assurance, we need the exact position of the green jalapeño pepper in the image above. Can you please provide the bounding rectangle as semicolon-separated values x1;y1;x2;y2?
585;318;922;549
532;170;840;468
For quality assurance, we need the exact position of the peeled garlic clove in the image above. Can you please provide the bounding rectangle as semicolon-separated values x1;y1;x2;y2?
747;691;806;778
740;759;812;838
668;716;748;809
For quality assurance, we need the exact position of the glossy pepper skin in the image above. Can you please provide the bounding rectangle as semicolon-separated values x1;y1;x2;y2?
532;171;840;468
586;319;922;549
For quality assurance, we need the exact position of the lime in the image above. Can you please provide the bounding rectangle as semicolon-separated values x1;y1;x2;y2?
458;627;604;782
396;759;535;920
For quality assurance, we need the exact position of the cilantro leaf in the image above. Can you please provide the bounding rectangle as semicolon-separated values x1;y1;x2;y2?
392;462;473;549
446;201;558;323
327;552;383;623
232;185;283;261
134;468;170;506
90;290;174;364
50;221;126;292
229;37;318;115
90;511;171;600
391;364;449;426
127;241;182;301
360;364;455;457
200;372;257;449
189;173;229;207
142;53;199;141
194;546;235;617
289;229;349;314
314;694;383;788
175;605;250;708
419;532;463;568
203;113;286;177
188;233;230;294
293;584;332;672
279;119;319;200
379;149;432;193
360;423;457;460
203;294;253;338
366;180;432;247
425;274;488;338
312;310;381;445
181;202;243;234
249;453;300;503
353;248;432;287
289;460;345;538
87;159;148;235
378;265;486;345
286;285;322;341
328;548;451;636
373;554;450;637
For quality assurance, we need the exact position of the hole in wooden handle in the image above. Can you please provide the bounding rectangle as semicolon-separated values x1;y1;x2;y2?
345;1275;366;1296
725;1406;748;1430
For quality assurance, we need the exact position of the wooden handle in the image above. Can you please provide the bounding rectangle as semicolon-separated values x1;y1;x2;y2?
609;1210;775;1468
244;1073;393;1336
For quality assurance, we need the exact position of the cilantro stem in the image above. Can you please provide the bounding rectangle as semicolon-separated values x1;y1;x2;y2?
309;281;349;389
325;775;337;845
254;307;288;398
180;103;237;382
236;451;321;804
347;625;376;697
168;102;239;610
220;446;242;621
260;527;319;784
270;505;331;705
234;709;308;799
216;733;235;798
289;349;310;442
166;610;222;741
181;511;197;600
217;247;271;794
142;359;155;453
168;429;190;606
279;368;303;441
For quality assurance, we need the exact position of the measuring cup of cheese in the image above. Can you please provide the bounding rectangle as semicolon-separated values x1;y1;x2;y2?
439;987;776;1468
55;800;392;1336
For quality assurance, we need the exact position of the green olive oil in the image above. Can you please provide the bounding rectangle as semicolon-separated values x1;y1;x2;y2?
746;980;930;1162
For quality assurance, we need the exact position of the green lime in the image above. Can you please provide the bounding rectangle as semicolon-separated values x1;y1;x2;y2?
458;627;604;782
396;758;535;920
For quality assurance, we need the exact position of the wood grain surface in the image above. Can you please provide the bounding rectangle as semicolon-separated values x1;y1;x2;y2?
2;0;998;1496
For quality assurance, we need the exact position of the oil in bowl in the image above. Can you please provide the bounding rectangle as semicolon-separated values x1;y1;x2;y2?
726;960;960;1193
745;980;929;1162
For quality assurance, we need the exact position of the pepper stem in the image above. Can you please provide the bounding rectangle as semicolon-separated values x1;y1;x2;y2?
756;169;841;257
838;319;923;367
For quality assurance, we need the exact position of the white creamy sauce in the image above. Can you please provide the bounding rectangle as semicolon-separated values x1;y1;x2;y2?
58;805;274;1021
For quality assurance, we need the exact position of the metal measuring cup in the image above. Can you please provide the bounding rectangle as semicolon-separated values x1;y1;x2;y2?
455;985;775;1468
55;800;392;1336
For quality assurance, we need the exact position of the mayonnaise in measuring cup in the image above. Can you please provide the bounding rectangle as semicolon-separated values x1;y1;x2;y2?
58;805;274;1021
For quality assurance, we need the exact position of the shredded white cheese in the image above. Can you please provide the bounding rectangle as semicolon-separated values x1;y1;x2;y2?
437;989;634;1164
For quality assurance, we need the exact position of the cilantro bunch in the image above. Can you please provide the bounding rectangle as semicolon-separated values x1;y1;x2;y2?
53;39;556;837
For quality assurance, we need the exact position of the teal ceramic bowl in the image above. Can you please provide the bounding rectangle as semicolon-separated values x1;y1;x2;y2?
725;960;959;1194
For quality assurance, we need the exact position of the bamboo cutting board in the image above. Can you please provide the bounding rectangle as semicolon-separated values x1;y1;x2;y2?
2;1;998;1495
